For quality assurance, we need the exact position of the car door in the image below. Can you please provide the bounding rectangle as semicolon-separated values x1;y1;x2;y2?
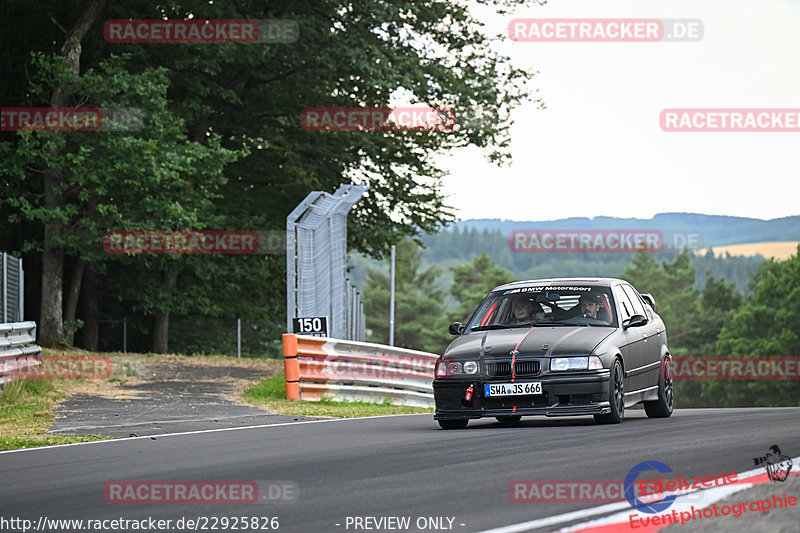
612;284;644;392
621;283;661;390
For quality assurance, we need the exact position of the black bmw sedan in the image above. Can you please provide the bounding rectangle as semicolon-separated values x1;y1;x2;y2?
433;278;673;429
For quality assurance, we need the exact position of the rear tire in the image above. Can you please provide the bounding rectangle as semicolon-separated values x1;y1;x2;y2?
495;415;522;426
438;419;468;430
594;359;625;424
644;356;674;418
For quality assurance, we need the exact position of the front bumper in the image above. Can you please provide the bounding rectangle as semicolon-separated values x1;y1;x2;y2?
433;370;611;420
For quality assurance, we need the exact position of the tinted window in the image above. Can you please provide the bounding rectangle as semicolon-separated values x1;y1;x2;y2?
613;285;633;319
468;285;617;329
622;284;647;317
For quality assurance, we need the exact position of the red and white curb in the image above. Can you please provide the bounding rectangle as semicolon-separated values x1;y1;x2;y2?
477;456;799;533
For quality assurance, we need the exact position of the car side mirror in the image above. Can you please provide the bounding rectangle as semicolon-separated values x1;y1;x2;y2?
623;314;648;329
640;293;656;312
449;322;465;335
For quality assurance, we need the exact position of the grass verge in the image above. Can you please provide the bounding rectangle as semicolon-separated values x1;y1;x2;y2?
243;373;434;418
0;378;108;451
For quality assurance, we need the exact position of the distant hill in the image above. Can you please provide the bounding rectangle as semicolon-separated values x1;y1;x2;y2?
452;213;800;248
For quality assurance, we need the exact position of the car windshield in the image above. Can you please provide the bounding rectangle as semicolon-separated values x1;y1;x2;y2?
467;284;617;330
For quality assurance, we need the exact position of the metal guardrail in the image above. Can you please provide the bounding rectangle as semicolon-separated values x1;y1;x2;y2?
282;334;438;407
0;321;43;386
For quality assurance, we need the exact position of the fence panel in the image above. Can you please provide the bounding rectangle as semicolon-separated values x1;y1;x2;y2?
1;252;24;323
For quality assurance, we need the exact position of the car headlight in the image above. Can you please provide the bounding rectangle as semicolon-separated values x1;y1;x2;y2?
550;356;602;371
435;359;479;377
463;361;478;374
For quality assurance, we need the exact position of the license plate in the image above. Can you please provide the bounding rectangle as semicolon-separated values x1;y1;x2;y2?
484;382;542;397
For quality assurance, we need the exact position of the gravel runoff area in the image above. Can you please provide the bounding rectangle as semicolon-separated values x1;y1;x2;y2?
47;354;320;438
661;468;799;533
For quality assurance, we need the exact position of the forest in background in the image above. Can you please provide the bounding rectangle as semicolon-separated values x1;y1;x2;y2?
360;239;800;408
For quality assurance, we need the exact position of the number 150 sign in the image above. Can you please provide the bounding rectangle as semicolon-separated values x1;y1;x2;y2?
292;316;328;337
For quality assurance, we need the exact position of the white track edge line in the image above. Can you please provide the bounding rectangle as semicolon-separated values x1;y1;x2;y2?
0;412;432;455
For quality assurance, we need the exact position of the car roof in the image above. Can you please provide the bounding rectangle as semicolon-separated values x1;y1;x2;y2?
491;277;625;292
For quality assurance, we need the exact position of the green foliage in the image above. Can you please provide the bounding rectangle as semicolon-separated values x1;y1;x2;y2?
3;0;536;352
622;252;698;350
449;253;512;323
687;246;800;407
363;239;450;354
420;228;764;293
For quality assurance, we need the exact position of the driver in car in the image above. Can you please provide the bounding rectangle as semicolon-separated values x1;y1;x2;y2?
579;293;603;319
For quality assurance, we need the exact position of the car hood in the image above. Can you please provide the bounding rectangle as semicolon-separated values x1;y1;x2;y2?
443;326;614;359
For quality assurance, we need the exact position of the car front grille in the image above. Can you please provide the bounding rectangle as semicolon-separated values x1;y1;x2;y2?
487;362;511;377
486;360;541;377
515;360;541;376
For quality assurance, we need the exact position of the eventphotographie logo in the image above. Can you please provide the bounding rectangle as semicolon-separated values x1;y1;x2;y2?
753;445;793;482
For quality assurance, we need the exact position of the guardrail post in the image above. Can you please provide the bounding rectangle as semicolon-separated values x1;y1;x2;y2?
282;334;300;400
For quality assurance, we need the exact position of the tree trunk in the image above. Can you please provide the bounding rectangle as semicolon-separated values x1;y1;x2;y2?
151;270;178;353
39;222;65;346
82;268;99;351
64;257;85;345
37;0;107;347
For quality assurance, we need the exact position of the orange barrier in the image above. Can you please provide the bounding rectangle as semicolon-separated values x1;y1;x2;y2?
282;334;439;407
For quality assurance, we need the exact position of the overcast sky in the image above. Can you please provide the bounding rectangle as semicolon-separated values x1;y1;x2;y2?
436;0;800;222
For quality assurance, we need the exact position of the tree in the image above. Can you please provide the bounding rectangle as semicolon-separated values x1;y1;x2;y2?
701;246;800;407
622;251;698;351
449;254;512;324
2;0;535;352
363;239;450;353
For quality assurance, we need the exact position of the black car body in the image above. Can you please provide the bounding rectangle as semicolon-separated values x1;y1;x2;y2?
433;278;673;428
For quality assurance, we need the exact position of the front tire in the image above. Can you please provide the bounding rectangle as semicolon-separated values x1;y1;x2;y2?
644;356;673;418
438;419;468;430
594;359;625;424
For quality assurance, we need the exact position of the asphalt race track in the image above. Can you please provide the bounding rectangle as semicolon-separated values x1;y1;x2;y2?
1;408;798;533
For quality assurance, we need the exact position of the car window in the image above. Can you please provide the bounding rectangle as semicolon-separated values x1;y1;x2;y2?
468;285;617;328
613;285;633;320
622;284;647;317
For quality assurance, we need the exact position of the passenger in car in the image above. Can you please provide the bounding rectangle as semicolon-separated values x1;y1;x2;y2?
508;295;545;324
